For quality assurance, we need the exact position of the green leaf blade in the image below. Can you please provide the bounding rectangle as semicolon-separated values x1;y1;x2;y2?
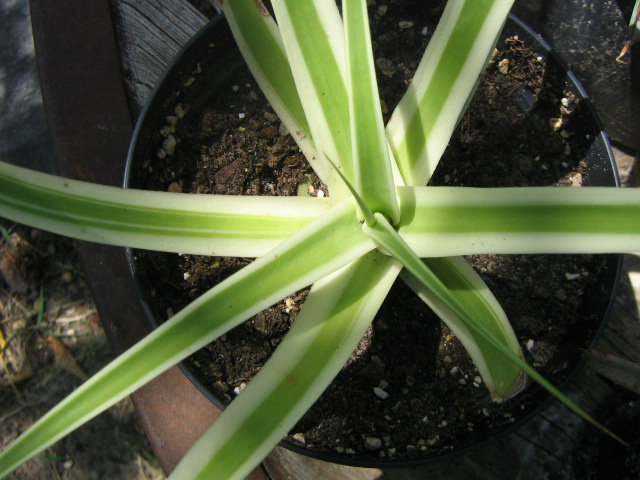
170;252;401;480
344;0;399;224
270;0;353;199
0;162;330;256
363;212;525;399
402;257;526;399
387;0;514;185
397;186;640;256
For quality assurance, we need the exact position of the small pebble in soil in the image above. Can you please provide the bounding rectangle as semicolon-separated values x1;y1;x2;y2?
374;386;389;399
498;58;510;74
398;20;414;29
232;84;240;92
549;117;563;130
159;125;175;137
162;134;177;155
168;181;182;193
278;122;289;136
565;272;581;281
426;434;440;446
526;338;535;351
365;437;382;451
376;5;387;17
292;433;306;444
473;375;482;387
174;103;186;118
285;297;296;312
421;26;429;36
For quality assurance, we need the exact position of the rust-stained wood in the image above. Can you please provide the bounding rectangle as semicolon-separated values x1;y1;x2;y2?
32;0;640;478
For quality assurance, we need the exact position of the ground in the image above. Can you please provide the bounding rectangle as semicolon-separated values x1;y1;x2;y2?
0;223;165;480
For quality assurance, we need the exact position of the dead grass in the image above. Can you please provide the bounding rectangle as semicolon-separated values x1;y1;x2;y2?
0;222;165;480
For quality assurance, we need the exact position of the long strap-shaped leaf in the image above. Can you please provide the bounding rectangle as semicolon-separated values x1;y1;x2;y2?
397;186;640;256
387;0;514;185
401;257;525;399
376;0;524;398
220;0;324;180
344;0;399;224
0;161;330;257
270;0;352;200
362;212;626;446
0;199;376;478
169;252;401;480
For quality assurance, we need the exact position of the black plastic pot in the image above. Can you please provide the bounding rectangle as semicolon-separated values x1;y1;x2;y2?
125;11;622;468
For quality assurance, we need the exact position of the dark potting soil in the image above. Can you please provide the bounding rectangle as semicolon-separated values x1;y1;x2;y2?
129;2;616;462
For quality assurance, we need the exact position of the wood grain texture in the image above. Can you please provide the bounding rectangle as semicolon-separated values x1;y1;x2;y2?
110;0;207;114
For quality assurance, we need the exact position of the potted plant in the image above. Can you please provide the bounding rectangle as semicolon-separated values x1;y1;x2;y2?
0;0;636;479
127;2;621;466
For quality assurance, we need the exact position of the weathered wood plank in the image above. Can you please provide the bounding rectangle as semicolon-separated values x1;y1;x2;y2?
110;0;207;114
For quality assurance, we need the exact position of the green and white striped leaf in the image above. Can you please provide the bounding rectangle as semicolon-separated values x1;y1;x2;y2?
372;0;523;398
170;251;401;480
0;198;376;478
325;128;526;398
397;186;640;256
0;161;329;257
401;257;525;400
344;0;399;224
360;211;627;439
363;212;525;400
270;0;352;200
387;0;514;185
220;0;323;180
